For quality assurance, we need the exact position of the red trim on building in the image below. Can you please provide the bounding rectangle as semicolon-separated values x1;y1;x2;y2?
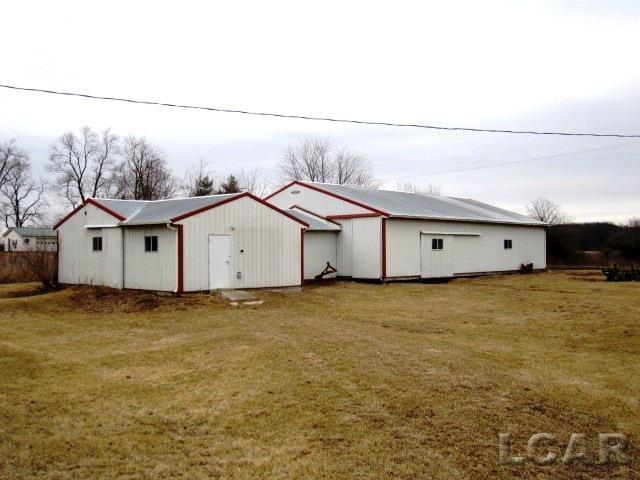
326;213;383;220
247;193;309;227
176;224;184;293
263;181;297;200
53;198;127;230
170;193;246;222
300;228;305;284
381;218;387;279
54;205;83;230
263;181;389;216
90;199;128;222
170;192;309;227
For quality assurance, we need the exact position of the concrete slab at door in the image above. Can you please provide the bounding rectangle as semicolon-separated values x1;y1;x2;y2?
209;234;231;289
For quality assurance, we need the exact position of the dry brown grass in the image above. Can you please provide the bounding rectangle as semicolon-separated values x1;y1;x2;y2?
0;252;57;287
0;271;638;479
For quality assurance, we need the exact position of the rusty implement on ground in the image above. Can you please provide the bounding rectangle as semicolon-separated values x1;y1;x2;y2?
315;262;338;280
602;265;640;282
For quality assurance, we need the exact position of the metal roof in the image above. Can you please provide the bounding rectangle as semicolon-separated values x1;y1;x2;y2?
288;208;341;231
2;227;57;238
300;182;546;226
93;199;147;219
113;194;242;225
56;193;308;230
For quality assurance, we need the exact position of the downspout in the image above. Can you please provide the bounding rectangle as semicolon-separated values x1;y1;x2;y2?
121;226;125;290
56;230;60;285
300;228;305;285
381;218;387;280
167;223;182;293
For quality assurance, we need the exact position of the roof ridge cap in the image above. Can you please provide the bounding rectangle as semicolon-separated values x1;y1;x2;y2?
436;196;504;220
96;193;241;204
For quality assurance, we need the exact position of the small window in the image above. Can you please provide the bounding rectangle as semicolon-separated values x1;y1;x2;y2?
504;239;513;249
432;238;444;250
92;236;103;252
145;236;158;252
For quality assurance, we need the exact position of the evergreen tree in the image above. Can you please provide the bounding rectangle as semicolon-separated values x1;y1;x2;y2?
192;174;215;196
218;174;241;194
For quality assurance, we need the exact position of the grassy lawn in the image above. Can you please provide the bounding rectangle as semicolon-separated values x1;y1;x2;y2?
0;271;638;479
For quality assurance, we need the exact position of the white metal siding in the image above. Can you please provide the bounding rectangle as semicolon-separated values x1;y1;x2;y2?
352;217;382;278
386;219;546;278
178;196;302;291
304;231;338;280
267;184;372;216
57;204;123;288
124;226;177;292
334;217;382;279
3;231;23;251
336;219;353;277
420;234;455;278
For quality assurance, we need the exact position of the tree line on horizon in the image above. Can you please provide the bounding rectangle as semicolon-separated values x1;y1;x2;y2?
0;128;637;236
0;130;401;227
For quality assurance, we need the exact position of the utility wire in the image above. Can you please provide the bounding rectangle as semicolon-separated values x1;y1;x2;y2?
392;141;637;180
1;83;640;138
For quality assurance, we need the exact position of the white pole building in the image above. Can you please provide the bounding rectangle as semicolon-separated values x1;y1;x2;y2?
55;193;308;292
56;184;547;292
265;181;547;281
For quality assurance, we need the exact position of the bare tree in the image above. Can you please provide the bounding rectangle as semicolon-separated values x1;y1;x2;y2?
47;126;119;206
183;159;215;197
1;151;47;227
396;180;442;196
628;217;640;228
20;248;58;289
279;137;376;186
114;136;177;200
334;147;376;186
0;140;22;191
238;166;271;197
526;197;570;225
280;137;333;183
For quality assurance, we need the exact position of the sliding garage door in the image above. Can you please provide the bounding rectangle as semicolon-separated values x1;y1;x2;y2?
420;234;454;278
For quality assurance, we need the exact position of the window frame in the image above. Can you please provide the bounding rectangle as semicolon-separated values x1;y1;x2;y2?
504;239;513;250
144;235;159;253
431;238;444;250
92;236;103;252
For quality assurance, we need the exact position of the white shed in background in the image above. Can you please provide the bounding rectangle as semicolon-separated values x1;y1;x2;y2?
1;227;57;252
265;181;547;281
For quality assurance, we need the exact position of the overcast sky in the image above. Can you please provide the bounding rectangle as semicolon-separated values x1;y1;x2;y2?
1;0;639;222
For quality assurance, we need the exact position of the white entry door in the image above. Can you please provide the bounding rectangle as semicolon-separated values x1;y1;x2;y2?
420;234;454;278
209;235;231;289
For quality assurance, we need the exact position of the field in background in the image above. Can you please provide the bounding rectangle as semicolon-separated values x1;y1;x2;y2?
0;272;638;479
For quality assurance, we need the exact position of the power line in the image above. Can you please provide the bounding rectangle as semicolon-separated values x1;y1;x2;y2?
1;83;640;138
392;141;638;180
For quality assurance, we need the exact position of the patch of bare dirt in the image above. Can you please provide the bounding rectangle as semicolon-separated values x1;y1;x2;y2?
0;283;52;299
63;285;226;313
